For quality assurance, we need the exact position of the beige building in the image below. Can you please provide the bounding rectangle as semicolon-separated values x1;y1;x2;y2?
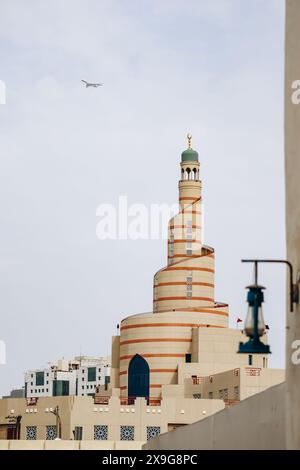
0;137;284;449
108;136;282;405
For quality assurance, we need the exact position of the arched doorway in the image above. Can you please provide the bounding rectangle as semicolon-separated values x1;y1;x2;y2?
128;354;150;400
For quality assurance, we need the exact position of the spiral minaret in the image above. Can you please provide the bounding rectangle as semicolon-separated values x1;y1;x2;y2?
119;136;229;403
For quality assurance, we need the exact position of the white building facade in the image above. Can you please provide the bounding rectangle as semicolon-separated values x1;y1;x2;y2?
25;356;110;398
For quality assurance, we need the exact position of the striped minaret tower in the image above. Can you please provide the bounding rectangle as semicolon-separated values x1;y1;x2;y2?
119;135;229;404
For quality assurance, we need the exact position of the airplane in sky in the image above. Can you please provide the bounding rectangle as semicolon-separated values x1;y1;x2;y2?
81;80;103;88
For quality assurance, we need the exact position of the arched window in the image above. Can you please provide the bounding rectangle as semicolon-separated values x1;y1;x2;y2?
128;354;150;399
193;168;197;180
186;167;191;180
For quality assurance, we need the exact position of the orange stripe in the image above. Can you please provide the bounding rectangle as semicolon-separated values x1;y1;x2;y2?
150;385;162;388
155;308;228;317
121;323;224;331
168;240;201;244
119;369;177;375
120;354;185;361
155;282;214;288
169;225;201;229
121;309;228;321
156;296;214;302
169;255;206;259
120;386;127;390
181;210;201;215
187;308;228;315
120;338;192;346
165;267;214;273
179;197;200;201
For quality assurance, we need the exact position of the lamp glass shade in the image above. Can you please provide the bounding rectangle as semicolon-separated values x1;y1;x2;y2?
244;305;254;337
257;306;266;336
244;305;266;338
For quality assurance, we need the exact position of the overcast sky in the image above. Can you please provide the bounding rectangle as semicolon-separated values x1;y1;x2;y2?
0;0;285;396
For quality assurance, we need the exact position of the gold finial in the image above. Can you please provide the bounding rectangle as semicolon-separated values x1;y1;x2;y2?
187;133;192;150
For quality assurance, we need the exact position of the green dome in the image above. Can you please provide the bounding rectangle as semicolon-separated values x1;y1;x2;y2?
181;148;199;162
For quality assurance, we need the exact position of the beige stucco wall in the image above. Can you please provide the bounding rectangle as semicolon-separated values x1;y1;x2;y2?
0;395;224;442
0;440;145;450
143;382;286;450
285;0;300;450
182;366;284;402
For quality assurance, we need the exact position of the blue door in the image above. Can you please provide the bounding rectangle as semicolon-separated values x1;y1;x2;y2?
128;354;150;399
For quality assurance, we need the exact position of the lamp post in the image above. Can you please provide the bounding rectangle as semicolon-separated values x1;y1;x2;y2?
49;406;62;439
238;282;271;354
238;259;299;355
238;261;271;354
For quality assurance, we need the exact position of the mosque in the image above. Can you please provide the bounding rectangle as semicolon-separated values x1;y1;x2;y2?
0;136;284;446
106;135;283;414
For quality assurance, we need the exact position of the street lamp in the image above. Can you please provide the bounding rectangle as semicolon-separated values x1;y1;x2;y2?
49;406;62;439
238;283;271;354
238;259;299;355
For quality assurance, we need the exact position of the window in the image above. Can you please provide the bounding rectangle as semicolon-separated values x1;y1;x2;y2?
120;426;134;441
147;426;160;440
223;388;228;400
98;368;101;373
74;427;83;440
82;369;85;374
46;381;49;384
263;357;267;368
218;389;224;399
185;354;192;363
36;372;44;386
234;386;239;400
98;376;101;381
208;392;213;399
248;355;253;366
187;291;192;298
26;426;37;440
94;425;108;440
187;284;192;291
31;382;33;386
186;249;192;255
46;425;57;440
187;242;192;248
46;373;49;377
186;276;192;283
82;377;84;381
82;385;84;390
46;388;48;393
53;380;69;396
88;367;96;382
